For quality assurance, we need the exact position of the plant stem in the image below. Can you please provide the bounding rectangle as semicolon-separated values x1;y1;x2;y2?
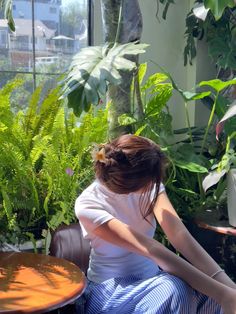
184;102;204;200
134;68;144;120
184;101;193;145
114;0;124;44
200;92;218;155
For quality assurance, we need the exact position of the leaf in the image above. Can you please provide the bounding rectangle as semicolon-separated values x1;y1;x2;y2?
62;42;149;116
174;159;208;173
173;144;209;173
193;3;210;21
0;0;15;31
155;66;209;102
208;37;236;70
199;78;236;93
182;91;211;101
142;72;169;91
135;124;147;135
145;83;172;116
203;0;235;20
216;100;236;139
118;114;137;126
137;63;147;85
202;169;226;191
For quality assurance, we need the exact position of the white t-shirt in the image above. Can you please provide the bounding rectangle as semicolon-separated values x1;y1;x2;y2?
75;180;165;283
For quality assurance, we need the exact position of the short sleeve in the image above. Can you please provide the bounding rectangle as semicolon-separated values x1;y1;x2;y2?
75;197;115;238
159;183;165;194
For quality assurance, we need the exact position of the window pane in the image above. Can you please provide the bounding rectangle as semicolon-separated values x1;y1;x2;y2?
34;0;89;74
36;73;59;93
0;72;34;112
0;0;91;90
11;3;33;71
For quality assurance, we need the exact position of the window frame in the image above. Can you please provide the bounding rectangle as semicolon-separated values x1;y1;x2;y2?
0;0;94;90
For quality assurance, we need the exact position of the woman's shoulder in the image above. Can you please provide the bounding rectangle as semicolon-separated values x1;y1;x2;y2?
75;180;109;211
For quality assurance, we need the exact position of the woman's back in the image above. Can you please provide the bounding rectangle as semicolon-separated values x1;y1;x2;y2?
75;180;164;283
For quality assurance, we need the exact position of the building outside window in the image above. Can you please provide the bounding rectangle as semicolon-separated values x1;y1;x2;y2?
0;0;92;109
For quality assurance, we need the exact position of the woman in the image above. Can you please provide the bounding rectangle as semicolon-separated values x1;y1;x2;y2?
75;134;236;313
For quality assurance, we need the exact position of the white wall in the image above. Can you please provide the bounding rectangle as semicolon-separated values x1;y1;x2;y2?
138;0;192;130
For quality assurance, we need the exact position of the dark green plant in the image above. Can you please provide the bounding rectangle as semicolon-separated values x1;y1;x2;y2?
184;1;236;72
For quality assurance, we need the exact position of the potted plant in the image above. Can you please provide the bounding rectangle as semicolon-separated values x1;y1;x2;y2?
203;98;236;226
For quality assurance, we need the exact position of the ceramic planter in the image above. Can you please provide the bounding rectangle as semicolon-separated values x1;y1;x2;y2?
227;169;236;227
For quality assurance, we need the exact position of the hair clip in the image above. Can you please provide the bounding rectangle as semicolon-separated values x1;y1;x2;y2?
92;147;107;163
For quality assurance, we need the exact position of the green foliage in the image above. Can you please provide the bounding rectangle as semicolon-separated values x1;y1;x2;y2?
120;65;236;217
0;79;108;246
62;42;148;117
184;1;236;70
204;0;235;20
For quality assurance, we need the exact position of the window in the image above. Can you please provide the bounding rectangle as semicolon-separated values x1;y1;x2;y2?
0;0;93;96
49;7;57;14
0;30;7;45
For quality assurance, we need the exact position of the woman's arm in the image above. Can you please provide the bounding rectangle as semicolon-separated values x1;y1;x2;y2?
92;218;236;313
154;191;236;289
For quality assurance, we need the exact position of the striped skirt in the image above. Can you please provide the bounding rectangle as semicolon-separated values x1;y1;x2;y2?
76;271;223;314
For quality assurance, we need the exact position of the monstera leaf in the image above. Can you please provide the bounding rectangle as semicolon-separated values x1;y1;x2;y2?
0;0;15;31
204;0;235;20
62;42;148;116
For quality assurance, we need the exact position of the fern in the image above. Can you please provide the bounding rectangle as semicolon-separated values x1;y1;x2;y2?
0;78;109;246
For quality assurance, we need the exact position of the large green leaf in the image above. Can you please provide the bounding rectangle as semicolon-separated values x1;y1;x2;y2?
204;0;235;20
172;144;209;173
0;0;15;31
62;42;148;116
199;78;236;93
182;91;211;101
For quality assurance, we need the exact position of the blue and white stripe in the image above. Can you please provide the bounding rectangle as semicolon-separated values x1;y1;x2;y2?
76;271;222;313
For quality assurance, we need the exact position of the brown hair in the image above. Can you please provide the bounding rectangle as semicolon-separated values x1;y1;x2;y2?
94;134;167;219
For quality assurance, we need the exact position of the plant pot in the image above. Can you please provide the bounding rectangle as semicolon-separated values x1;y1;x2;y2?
227;169;236;227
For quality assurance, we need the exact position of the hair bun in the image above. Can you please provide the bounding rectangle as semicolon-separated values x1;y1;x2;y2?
108;147;129;164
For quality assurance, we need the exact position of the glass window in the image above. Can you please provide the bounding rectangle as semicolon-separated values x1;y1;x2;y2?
0;0;93;109
49;7;57;14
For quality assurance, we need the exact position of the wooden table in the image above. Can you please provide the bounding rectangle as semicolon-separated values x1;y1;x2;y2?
195;210;236;236
0;252;87;314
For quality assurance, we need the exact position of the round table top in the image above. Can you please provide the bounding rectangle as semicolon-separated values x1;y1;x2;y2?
195;210;236;236
0;252;87;314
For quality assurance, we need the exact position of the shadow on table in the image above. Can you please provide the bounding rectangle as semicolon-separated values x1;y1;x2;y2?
0;252;84;313
0;252;82;292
